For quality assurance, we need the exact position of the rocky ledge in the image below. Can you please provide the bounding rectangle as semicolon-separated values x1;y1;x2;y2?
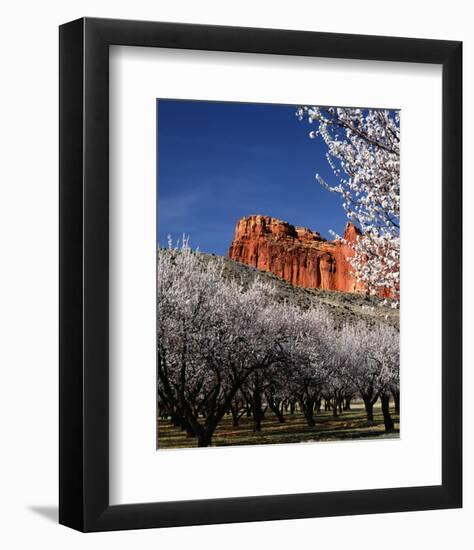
227;215;362;292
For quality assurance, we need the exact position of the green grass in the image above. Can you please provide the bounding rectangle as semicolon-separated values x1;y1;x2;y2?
157;402;400;449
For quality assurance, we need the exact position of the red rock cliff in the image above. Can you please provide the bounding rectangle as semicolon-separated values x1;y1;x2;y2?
227;215;362;292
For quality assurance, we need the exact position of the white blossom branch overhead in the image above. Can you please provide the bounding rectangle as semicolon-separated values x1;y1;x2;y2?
297;106;400;304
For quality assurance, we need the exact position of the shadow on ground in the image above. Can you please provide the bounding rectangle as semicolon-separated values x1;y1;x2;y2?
157;403;400;449
28;505;58;523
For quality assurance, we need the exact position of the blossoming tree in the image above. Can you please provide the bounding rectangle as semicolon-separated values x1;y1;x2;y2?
297;106;400;302
157;242;400;446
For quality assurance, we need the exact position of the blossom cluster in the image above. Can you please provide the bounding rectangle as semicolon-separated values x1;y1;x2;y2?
297;106;400;303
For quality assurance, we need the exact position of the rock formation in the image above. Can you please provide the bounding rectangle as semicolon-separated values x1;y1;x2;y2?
227;215;362;292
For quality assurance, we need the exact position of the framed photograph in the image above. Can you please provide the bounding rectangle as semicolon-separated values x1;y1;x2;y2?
59;17;462;532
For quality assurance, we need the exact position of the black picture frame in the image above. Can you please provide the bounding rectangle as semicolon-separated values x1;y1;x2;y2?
59;17;462;532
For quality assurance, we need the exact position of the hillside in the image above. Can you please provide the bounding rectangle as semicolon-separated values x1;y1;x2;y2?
198;252;399;328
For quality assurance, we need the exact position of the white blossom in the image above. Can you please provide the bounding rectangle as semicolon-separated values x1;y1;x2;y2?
297;106;400;303
157;240;399;445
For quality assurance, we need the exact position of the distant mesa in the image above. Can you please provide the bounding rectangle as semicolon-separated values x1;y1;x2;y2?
227;214;362;293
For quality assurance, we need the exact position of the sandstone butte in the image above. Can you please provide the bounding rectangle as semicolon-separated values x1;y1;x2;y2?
227;215;364;293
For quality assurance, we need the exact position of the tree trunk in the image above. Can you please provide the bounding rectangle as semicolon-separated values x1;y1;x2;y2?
302;398;316;426
253;416;262;432
380;393;395;433
363;397;374;422
197;431;212;447
267;396;285;423
252;393;264;432
170;412;181;427
344;397;352;410
391;389;400;414
230;406;240;427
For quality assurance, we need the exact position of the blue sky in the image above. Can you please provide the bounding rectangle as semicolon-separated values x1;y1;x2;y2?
157;99;349;256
